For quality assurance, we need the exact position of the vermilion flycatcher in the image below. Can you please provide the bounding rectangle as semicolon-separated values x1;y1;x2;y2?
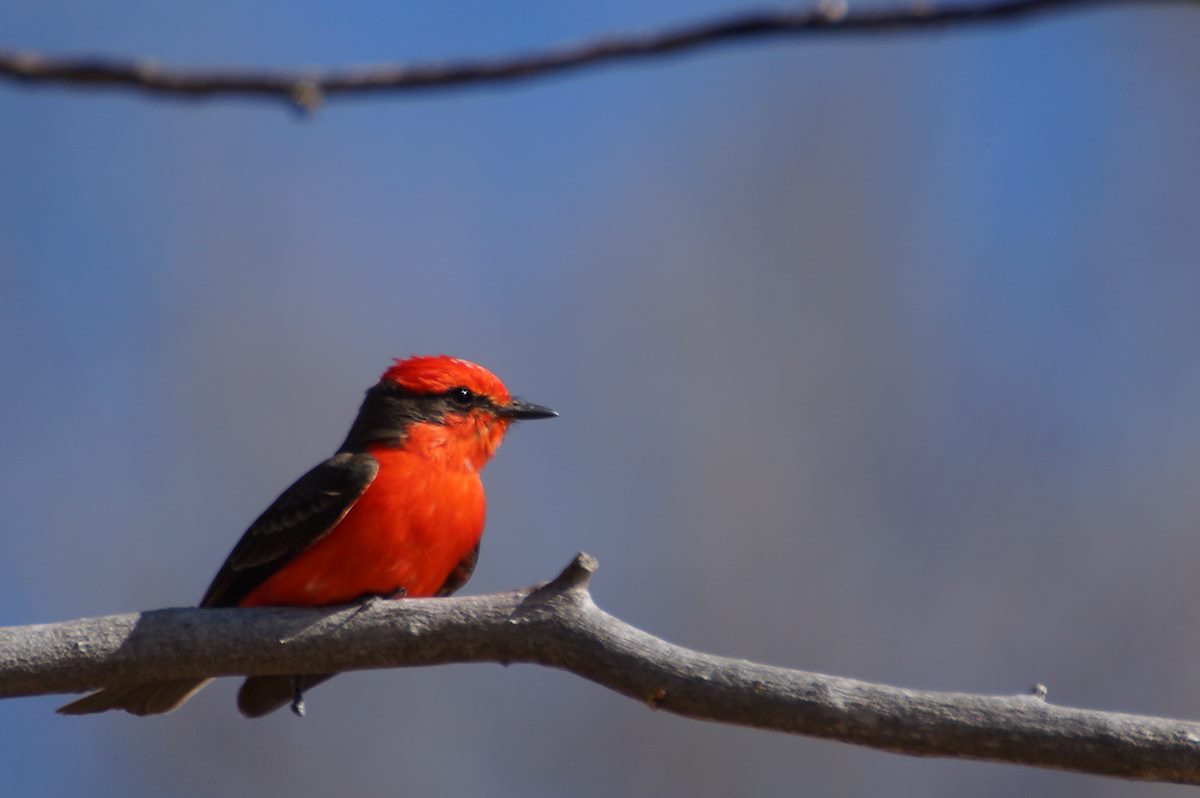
59;355;556;718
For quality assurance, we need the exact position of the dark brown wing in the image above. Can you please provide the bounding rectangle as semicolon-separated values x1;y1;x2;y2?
436;542;480;597
200;452;379;608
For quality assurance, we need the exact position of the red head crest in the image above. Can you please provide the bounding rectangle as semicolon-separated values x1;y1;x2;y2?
382;355;512;404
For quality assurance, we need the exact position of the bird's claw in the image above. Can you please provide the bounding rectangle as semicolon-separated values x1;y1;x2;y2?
291;677;306;717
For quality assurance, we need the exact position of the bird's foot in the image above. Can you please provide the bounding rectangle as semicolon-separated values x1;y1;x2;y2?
290;676;306;718
344;586;407;623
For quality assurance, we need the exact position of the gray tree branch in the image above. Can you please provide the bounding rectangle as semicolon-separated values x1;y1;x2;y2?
0;0;1195;110
2;553;1199;784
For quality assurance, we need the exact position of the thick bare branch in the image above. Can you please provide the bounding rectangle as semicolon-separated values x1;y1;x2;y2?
2;553;1200;784
0;0;1195;110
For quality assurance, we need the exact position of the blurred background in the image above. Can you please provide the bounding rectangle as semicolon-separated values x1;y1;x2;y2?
3;1;1200;795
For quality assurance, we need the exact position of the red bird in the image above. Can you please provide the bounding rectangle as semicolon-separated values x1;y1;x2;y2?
59;355;556;718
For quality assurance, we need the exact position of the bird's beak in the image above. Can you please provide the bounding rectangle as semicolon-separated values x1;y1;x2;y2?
498;399;558;420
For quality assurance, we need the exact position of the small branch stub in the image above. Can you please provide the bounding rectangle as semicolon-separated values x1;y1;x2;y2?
290;80;323;114
818;0;851;23
546;552;598;592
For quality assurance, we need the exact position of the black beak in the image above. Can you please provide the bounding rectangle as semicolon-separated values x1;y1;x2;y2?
499;399;558;420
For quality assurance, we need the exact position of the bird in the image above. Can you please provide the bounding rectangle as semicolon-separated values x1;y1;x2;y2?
58;355;556;718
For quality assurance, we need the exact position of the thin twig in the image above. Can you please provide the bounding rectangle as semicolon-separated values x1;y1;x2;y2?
0;0;1194;111
3;554;1200;784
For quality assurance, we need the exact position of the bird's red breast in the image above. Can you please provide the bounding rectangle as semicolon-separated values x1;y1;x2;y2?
239;442;486;607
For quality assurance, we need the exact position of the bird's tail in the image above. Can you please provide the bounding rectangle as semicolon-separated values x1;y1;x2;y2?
237;673;336;718
57;678;212;716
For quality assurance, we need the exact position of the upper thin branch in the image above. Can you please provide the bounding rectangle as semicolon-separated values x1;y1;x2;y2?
3;553;1200;784
0;0;1195;110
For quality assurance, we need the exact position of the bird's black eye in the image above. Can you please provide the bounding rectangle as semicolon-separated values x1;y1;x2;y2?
448;387;475;409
